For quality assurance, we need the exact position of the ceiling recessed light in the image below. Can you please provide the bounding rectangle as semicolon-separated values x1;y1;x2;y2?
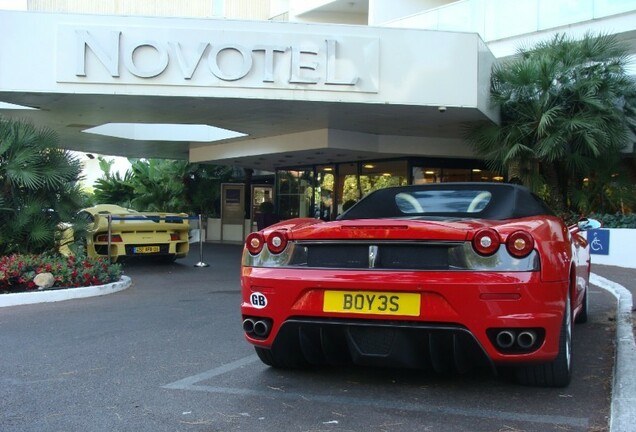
363;164;375;169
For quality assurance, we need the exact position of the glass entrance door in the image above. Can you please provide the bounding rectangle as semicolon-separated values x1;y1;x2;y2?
314;165;335;221
276;169;313;220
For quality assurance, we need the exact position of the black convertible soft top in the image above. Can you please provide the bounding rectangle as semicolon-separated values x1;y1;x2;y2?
338;183;555;221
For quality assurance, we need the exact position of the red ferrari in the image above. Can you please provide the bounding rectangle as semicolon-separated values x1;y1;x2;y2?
240;183;600;387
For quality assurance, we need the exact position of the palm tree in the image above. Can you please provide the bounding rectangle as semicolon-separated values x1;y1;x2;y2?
184;163;234;217
128;158;189;212
466;32;636;213
92;156;136;208
90;157;234;216
0;116;87;255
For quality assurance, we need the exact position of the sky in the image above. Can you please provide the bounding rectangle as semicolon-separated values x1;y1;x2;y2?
76;153;132;189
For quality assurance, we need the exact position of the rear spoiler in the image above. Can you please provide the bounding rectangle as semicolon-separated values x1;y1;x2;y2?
95;212;190;225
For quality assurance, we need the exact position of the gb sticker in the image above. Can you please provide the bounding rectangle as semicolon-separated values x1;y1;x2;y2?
250;292;268;309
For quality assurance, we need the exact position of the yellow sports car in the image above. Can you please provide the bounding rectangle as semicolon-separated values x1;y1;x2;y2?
76;204;190;262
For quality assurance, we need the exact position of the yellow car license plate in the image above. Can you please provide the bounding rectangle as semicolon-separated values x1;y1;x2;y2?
323;291;420;316
133;246;160;254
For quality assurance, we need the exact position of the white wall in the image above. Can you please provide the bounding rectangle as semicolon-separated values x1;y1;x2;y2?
290;11;367;24
287;0;367;25
0;11;493;111
369;0;453;26
269;0;289;19
382;0;636;59
289;0;336;16
586;229;636;269
27;0;217;17
206;218;252;243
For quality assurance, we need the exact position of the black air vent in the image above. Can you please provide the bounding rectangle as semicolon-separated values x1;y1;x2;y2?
302;243;455;270
307;245;368;268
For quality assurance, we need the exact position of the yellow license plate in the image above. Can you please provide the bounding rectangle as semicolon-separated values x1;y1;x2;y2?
133;246;160;254
323;291;420;316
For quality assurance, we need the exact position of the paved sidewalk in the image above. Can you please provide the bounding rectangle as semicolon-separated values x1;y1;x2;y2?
593;264;636;339
593;264;636;310
591;264;636;432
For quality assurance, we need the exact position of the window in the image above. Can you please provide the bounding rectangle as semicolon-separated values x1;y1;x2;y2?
395;190;493;214
276;170;313;219
412;166;503;183
360;160;408;194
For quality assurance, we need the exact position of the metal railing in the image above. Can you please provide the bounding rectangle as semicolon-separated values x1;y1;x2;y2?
105;214;208;267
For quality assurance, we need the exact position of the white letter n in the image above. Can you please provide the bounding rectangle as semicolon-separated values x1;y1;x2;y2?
75;30;121;77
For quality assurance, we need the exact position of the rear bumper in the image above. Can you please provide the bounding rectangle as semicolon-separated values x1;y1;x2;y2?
272;318;494;372
241;267;568;366
89;241;189;259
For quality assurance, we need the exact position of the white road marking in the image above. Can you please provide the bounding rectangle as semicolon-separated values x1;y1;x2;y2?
163;354;588;428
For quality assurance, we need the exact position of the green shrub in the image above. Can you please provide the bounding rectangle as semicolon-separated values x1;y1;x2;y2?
0;253;122;293
591;213;636;228
562;212;636;228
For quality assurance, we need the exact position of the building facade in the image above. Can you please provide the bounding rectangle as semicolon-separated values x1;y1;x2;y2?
1;0;634;239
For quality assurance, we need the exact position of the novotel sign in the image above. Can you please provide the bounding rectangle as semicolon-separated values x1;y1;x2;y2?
56;25;379;93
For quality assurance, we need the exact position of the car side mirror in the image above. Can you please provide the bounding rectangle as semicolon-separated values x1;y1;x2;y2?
577;218;601;231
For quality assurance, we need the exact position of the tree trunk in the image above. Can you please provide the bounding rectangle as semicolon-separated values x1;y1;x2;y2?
506;159;523;184
542;162;566;215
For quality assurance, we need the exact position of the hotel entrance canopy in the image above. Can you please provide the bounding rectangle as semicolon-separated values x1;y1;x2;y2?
0;10;498;171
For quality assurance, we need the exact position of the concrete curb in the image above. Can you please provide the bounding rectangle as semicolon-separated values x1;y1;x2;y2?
590;273;636;432
0;275;132;308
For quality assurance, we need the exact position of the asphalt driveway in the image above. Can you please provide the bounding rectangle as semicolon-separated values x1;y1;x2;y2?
0;243;623;432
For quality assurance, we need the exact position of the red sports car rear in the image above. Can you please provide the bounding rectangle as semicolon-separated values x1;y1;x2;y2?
240;183;598;387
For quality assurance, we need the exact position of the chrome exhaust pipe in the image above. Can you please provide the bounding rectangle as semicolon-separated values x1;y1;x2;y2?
517;331;537;349
495;330;515;349
242;318;255;334
253;320;270;337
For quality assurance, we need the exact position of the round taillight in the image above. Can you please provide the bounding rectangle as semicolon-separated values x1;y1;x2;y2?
267;230;288;254
245;233;264;255
506;230;534;258
472;228;500;256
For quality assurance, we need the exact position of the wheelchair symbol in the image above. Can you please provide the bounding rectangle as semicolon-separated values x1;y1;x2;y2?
590;233;603;252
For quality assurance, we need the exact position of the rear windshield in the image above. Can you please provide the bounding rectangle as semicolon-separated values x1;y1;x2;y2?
395;190;491;214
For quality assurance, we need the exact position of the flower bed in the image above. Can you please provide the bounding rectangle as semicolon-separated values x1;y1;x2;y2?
0;254;123;294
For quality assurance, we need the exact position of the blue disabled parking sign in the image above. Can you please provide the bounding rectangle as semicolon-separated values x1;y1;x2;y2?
588;229;609;255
